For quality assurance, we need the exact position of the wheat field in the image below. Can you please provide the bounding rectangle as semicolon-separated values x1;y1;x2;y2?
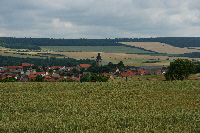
121;42;200;54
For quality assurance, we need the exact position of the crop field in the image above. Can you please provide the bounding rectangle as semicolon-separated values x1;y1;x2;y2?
1;80;199;132
121;42;200;54
39;46;155;54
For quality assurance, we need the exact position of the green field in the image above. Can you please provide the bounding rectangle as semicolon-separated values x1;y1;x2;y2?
1;80;199;132
40;46;155;54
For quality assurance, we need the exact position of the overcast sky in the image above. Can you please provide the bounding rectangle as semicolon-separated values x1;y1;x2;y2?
0;0;200;38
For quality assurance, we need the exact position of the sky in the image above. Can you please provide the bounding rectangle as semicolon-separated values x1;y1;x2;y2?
0;0;200;38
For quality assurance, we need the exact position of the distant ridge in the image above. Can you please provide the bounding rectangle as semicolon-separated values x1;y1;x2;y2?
1;37;200;50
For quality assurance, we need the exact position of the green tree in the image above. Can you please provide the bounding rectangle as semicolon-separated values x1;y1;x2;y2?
4;63;9;66
164;59;196;81
80;74;91;82
34;75;44;82
72;68;80;74
49;68;54;73
60;79;74;82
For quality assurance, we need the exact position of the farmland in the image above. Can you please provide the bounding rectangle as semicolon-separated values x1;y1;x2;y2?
1;41;200;66
121;42;200;54
39;46;155;54
1;80;199;132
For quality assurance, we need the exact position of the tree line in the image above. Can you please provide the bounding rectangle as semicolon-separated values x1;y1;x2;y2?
2;37;200;50
0;56;95;67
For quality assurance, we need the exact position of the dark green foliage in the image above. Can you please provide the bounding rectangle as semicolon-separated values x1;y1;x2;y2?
91;73;109;82
80;74;91;82
34;75;44;82
80;73;108;82
60;71;67;76
1;77;18;82
49;69;54;73
0;56;95;67
2;37;200;51
59;79;74;82
164;59;196;81
66;72;73;77
72;68;80;74
177;52;200;58
32;65;42;72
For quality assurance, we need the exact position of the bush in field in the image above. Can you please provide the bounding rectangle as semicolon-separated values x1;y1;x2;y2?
164;59;196;80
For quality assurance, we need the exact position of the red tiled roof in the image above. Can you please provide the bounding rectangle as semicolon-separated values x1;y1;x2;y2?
22;63;31;67
28;75;36;79
72;77;80;82
0;71;5;73
36;72;46;75
48;78;56;82
77;64;91;68
103;73;109;77
66;67;75;69
5;66;23;69
121;72;136;77
138;70;146;74
45;76;51;79
52;66;63;68
79;74;83;78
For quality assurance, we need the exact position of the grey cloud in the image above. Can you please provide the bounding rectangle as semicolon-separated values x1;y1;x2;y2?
0;0;200;38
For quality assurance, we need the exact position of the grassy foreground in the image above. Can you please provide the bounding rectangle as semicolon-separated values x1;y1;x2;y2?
0;81;199;132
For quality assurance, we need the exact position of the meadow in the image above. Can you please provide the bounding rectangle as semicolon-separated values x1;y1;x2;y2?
1;80;199;132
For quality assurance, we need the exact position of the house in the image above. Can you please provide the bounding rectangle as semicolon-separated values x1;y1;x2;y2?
51;74;60;80
120;70;136;77
22;63;32;71
76;64;91;70
36;72;48;77
20;74;29;82
109;67;119;75
5;66;23;71
65;67;75;72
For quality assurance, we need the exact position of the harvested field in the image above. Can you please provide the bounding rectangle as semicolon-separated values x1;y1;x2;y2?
121;42;200;54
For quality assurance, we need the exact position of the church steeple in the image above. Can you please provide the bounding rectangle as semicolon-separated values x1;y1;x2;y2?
96;53;103;66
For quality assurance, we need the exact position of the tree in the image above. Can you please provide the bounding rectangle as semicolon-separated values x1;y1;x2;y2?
34;75;44;82
80;74;91;82
49;68;54;73
164;59;196;81
4;63;9;66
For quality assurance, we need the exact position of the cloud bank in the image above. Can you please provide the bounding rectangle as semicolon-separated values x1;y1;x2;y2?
0;0;200;38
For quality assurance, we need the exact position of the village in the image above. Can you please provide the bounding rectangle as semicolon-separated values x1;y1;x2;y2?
0;53;168;82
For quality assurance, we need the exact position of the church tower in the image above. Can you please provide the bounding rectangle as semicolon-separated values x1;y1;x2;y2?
96;53;103;66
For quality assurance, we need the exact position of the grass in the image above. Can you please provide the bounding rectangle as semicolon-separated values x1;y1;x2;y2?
1;80;199;132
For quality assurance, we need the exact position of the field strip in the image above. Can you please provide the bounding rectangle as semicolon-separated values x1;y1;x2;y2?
50;52;200;61
120;42;200;54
